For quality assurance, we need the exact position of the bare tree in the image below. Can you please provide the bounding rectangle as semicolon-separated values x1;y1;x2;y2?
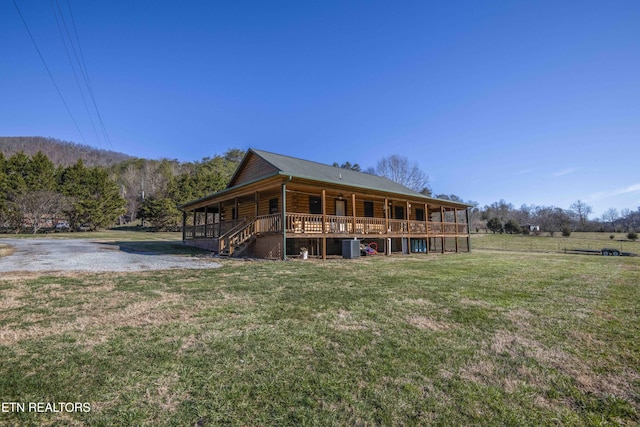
482;200;514;221
533;206;572;234
10;191;71;233
601;208;619;232
375;155;430;193
569;200;593;230
619;208;633;232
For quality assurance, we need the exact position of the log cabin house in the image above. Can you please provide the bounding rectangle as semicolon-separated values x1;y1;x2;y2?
180;149;471;259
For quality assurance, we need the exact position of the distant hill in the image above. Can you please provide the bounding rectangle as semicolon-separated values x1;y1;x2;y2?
0;136;133;167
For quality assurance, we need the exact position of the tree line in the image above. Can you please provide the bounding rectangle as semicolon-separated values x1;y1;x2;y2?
475;199;640;238
1;147;638;236
0;149;244;233
0;151;125;233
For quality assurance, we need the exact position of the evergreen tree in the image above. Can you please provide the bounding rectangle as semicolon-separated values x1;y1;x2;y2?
59;160;126;230
138;196;180;231
25;151;56;191
168;153;240;205
5;151;30;195
504;219;521;234
0;153;7;218
487;217;503;234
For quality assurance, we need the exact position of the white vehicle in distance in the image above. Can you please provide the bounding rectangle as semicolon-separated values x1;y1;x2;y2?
54;221;70;231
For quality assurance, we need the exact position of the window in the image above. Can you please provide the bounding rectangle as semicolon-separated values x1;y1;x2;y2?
415;208;425;221
394;205;405;219
309;196;322;214
364;201;374;217
269;198;278;214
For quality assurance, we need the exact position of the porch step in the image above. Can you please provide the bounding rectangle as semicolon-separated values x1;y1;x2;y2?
219;236;256;258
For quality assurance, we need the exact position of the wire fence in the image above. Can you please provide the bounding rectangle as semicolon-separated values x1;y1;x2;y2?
470;235;639;254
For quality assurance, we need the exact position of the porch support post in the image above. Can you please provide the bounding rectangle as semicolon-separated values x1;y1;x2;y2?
255;192;259;218
193;210;197;237
406;200;411;238
352;193;357;235
217;202;222;237
425;203;429;254
281;181;287;260
182;211;187;241
466;207;471;252
384;198;389;256
441;206;445;253
454;208;460;253
234;197;239;222
322;189;327;260
203;206;208;238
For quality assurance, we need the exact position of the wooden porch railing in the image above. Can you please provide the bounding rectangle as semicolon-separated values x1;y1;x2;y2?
184;212;468;239
255;214;281;235
219;219;252;255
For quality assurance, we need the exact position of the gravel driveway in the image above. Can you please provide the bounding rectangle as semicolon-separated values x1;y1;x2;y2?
0;239;221;273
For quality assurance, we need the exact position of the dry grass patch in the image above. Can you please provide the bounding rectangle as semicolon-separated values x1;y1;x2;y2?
406;315;453;331
331;309;371;331
0;244;14;257
146;372;190;414
0;291;189;345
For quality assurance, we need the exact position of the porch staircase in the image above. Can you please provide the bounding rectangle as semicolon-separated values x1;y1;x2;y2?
218;219;257;257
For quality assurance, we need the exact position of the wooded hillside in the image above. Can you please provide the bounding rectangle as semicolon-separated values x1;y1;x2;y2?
0;136;132;167
0;143;245;232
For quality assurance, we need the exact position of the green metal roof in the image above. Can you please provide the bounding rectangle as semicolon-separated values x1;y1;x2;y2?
180;148;471;210
247;149;470;207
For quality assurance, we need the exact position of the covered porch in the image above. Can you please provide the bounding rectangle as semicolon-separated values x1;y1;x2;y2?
181;178;471;259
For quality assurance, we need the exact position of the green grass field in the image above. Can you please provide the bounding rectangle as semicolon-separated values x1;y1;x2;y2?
1;244;638;426
472;232;639;254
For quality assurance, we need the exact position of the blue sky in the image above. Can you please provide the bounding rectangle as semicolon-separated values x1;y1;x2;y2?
2;0;639;217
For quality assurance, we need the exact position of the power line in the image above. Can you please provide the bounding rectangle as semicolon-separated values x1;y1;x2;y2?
63;0;113;149
12;0;88;144
50;0;102;146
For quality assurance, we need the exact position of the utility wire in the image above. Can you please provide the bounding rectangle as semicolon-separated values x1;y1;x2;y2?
50;0;102;146
63;0;113;149
12;0;88;144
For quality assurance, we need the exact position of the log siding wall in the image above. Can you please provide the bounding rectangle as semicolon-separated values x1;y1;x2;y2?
231;153;278;187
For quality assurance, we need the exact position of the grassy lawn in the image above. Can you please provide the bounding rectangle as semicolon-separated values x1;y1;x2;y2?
472;232;639;254
1;251;638;426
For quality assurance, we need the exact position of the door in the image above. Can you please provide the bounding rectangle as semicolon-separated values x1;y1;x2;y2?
394;206;406;232
335;199;346;232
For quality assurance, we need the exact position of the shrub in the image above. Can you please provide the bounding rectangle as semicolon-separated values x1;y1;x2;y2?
504;219;521;234
610;235;615;240
562;227;571;237
486;218;503;234
628;232;638;241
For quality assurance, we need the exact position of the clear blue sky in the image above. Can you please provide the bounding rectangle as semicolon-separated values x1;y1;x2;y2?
2;0;639;217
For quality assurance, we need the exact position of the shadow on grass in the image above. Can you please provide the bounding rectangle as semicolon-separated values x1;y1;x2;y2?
99;241;213;257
